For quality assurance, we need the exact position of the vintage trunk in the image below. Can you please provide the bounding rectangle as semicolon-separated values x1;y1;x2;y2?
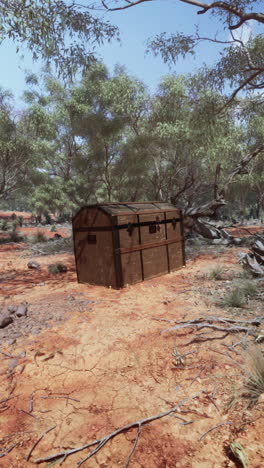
72;202;185;288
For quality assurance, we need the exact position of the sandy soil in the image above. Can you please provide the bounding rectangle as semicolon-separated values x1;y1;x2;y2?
0;231;263;467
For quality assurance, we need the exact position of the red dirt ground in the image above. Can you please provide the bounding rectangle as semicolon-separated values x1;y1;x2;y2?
0;235;263;467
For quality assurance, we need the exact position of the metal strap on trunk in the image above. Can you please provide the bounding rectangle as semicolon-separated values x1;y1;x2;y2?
73;217;181;233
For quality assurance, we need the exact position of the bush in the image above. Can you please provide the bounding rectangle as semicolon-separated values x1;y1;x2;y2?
243;349;264;406
0;219;8;231
44;212;52;224
31;230;48;243
10;212;17;220
50;225;57;232
208;265;225;280
18;216;24;227
242;281;257;298
9;230;24;243
217;287;246;308
12;220;19;231
48;262;68;274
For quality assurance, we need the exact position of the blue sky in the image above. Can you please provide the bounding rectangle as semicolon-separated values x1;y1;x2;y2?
0;0;243;104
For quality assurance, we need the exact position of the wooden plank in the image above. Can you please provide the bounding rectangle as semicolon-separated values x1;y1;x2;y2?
168;242;184;270
115;238;183;255
117;214;142;286
73;208;116;287
121;252;142;286
142;246;168;280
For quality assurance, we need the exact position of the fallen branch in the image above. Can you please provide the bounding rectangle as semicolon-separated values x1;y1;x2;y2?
124;424;141;468
27;425;57;462
162;322;256;335
0;351;15;358
0;443;18;458
40;395;80;402
18;408;38;419
198;421;234;441
33;393;202;465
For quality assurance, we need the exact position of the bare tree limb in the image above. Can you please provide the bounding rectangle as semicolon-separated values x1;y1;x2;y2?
102;0;264;30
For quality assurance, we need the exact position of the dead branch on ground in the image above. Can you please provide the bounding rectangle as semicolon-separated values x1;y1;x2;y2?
33;393;202;466
27;425;57;462
198;421;234;441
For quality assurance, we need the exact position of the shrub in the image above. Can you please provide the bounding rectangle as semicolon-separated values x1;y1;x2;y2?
0;219;8;231
12;220;18;231
208;265;225;280
217;287;246;308
243;351;264;406
31;230;48;243
18;216;24;227
10;212;17;220
242;281;257;298
48;262;68;274
9;230;24;242
44;212;52;224
50;225;57;232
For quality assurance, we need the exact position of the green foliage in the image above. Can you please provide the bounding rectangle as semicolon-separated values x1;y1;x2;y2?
0;90;35;199
18;216;24;227
50;225;57;232
1;60;264;217
0;1;119;79
0;219;8;231
8;230;23;243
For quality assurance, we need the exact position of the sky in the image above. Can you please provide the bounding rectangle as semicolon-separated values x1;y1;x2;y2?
0;0;252;105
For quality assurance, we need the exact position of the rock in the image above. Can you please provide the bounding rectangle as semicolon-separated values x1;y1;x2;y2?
7;305;18;314
9;358;19;370
39;282;46;286
7;339;16;345
0;314;13;328
27;261;40;270
16;304;28;317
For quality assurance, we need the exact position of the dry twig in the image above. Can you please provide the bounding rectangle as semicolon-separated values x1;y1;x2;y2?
27;425;56;461
0;443;18;458
198;421;234;441
33;393;202;466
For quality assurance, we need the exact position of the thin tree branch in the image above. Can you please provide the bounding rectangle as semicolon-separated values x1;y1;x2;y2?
26;425;57;462
33;393;202;465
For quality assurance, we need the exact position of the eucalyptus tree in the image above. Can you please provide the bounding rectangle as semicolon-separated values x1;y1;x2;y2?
0;0;119;78
0;89;34;200
103;0;264;104
69;63;149;202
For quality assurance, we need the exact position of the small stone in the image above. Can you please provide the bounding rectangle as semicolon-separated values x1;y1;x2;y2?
7;305;18;314
39;282;46;286
27;261;40;270
16;305;28;317
0;314;13;328
7;338;16;345
9;358;19;369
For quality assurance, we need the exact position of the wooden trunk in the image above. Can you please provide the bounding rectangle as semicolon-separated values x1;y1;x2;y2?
72;202;185;288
